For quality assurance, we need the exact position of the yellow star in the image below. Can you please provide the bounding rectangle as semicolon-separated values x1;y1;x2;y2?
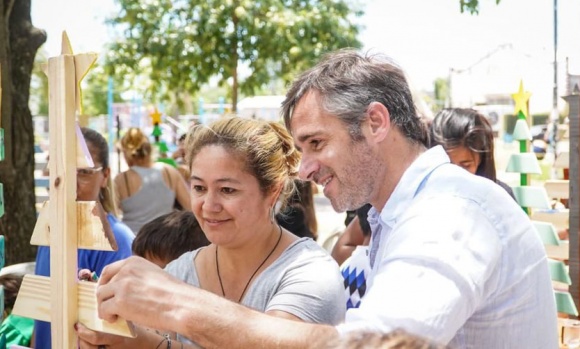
511;80;532;117
150;108;162;124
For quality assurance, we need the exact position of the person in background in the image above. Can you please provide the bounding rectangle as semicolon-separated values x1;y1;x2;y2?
115;127;190;233
171;133;187;165
77;117;345;349
429;108;515;199
34;127;135;349
333;204;373;309
132;210;210;268
89;50;557;349
332;204;372;265
276;179;318;240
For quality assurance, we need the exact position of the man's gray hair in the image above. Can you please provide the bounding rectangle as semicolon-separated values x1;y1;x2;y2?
281;49;427;145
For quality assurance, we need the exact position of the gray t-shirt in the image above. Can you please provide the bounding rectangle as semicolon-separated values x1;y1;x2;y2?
165;237;345;345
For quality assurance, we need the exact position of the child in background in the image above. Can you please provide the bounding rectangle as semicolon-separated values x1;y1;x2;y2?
335;204;372;309
132;210;210;268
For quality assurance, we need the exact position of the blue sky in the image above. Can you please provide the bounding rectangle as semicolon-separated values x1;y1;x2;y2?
31;0;580;91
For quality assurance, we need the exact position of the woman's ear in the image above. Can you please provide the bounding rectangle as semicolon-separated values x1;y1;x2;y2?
366;102;391;143
269;182;284;208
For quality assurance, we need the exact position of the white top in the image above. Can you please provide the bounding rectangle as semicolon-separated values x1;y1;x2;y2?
336;146;558;349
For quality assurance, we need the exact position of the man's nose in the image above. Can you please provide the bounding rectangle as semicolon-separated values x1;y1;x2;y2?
298;156;319;181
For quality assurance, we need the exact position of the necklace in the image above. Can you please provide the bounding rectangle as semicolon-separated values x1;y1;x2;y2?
215;224;283;303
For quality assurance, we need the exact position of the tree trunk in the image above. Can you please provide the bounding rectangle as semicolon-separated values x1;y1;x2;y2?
0;0;46;265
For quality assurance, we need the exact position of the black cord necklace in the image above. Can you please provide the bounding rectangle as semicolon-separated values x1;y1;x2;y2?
216;224;283;303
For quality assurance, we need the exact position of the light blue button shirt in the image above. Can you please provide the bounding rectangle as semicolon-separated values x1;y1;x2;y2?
337;146;558;349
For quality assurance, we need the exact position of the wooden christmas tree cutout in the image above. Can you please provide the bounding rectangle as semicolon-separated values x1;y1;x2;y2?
12;31;135;348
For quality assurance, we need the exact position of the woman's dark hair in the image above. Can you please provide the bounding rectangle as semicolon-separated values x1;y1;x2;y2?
430;108;496;182
276;180;318;239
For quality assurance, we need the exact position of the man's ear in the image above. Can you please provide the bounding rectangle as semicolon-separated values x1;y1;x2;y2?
366;102;391;143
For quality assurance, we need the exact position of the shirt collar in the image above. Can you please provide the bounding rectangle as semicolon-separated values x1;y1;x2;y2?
375;145;450;227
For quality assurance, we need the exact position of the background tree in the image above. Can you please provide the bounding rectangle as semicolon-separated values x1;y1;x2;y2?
0;0;46;264
30;48;48;116
460;0;501;14
82;64;125;116
106;0;362;112
433;77;450;112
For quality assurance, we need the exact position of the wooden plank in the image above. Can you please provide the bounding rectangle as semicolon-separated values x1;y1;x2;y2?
563;93;579;317
48;53;78;349
546;241;570;261
31;201;116;251
12;275;135;338
545;180;570;199
531;209;569;232
554;151;570;169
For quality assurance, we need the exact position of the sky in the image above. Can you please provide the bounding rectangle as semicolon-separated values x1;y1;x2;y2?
31;0;580;92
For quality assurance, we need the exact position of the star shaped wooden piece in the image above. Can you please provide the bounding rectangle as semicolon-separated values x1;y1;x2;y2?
150;107;162;124
60;31;98;115
511;80;532;117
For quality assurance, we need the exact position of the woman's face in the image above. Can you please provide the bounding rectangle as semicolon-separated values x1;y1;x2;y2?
446;145;480;175
189;145;278;248
77;145;109;202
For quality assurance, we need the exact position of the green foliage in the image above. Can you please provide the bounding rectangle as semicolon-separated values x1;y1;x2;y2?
82;64;125;116
433;77;449;112
31;49;48;116
459;0;502;14
106;0;362;111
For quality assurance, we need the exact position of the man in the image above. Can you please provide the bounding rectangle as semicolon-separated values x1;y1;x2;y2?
94;50;558;348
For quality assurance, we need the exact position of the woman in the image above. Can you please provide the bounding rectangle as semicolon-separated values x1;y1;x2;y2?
430;108;515;199
77;118;345;348
34;127;135;349
115;127;190;233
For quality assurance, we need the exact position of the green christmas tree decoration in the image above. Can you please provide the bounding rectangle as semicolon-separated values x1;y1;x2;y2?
0;235;4;270
0;128;4;162
152;125;162;138
156;141;169;153
149;107;177;168
505;81;550;213
0;184;4;218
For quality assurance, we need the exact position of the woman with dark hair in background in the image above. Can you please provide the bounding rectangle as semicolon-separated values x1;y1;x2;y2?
34;127;135;349
430;108;515;199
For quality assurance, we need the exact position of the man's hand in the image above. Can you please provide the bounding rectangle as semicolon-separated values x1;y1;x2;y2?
96;256;182;332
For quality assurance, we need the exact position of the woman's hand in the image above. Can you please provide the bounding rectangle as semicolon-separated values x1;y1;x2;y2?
76;323;128;349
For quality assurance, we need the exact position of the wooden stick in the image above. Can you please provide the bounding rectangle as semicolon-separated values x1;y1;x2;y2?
47;53;78;349
13;275;136;338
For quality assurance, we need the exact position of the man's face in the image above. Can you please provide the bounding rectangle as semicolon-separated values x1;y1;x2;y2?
290;91;378;212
